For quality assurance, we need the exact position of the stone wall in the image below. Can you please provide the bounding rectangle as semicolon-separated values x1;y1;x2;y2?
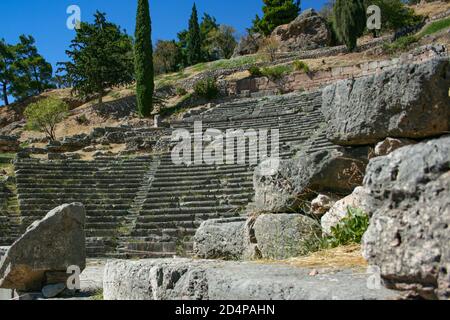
230;44;447;96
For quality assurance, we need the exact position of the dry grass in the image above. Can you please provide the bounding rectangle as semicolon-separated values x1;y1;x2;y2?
256;244;367;271
410;1;450;18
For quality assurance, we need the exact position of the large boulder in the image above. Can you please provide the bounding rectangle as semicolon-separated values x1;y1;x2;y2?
322;58;450;145
254;147;368;212
193;217;246;260
103;258;397;300
271;9;332;52
362;136;450;299
232;33;264;57
253;214;321;260
0;203;86;291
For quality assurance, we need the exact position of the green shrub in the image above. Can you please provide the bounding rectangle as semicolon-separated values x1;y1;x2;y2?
383;35;419;54
193;77;219;100
248;66;263;77
261;65;293;80
75;114;89;125
176;87;188;96
303;207;370;253
293;60;310;73
24;97;69;141
327;207;369;247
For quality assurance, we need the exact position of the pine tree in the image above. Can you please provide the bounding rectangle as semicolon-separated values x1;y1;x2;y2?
332;0;366;51
0;39;16;106
254;0;301;36
58;11;134;104
135;0;154;117
187;3;203;66
12;35;55;100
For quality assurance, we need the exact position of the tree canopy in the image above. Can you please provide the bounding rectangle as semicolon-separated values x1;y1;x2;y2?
253;0;301;36
58;11;134;104
0;36;54;105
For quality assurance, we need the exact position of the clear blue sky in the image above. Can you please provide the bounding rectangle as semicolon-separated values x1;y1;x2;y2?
1;0;327;70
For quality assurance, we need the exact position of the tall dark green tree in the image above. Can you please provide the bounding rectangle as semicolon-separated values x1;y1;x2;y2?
135;0;154;117
187;3;203;66
58;12;134;104
253;0;301;36
0;39;16;106
332;0;366;51
12;35;55;100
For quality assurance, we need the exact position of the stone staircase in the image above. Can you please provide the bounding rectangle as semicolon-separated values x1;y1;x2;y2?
0;182;21;246
14;156;153;257
6;90;337;258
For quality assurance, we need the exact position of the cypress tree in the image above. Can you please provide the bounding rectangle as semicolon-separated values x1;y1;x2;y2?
135;0;154;117
187;3;202;66
332;0;366;51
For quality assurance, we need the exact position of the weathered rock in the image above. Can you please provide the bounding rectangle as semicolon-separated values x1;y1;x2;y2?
47;134;91;153
311;194;336;216
193;217;246;260
374;137;416;157
254;147;368;212
42;283;66;299
0;135;19;152
271;9;331;52
232;33;264;57
321;187;371;234
253;214;321;260
103;258;398;300
0;203;86;291
322;58;450;145
362;136;450;299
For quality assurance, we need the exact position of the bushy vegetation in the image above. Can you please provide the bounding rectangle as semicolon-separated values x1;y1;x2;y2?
261;65;293;80
175;87;188;96
193;77;219;99
249;66;264;77
383;34;419;53
293;60;310;73
248;64;294;79
305;207;370;253
58;12;134;104
24;97;69;141
326;207;369;247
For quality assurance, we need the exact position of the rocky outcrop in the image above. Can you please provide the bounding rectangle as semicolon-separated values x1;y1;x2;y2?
232;33;264;57
103;258;397;300
322;58;450;145
0;203;86;291
253;214;321;260
362;136;450;299
374;137;416;157
254;147;368;212
321;187;371;234
193;217;246;260
271;9;332;52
